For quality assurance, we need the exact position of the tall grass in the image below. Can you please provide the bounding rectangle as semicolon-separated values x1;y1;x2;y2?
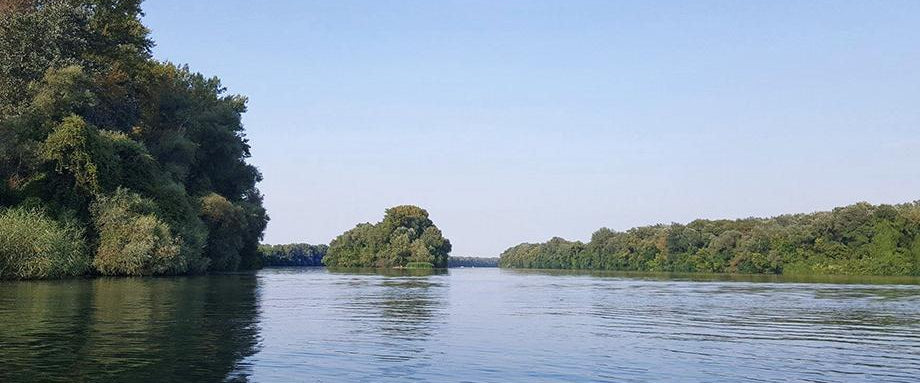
0;207;90;279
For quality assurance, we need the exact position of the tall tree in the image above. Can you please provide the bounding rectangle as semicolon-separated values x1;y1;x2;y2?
0;0;268;278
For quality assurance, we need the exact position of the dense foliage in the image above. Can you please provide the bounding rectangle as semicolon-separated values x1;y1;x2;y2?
0;207;89;279
259;243;328;267
500;202;920;276
323;206;451;268
448;257;499;268
0;1;267;278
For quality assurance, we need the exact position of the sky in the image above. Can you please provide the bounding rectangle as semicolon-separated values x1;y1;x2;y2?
142;1;920;256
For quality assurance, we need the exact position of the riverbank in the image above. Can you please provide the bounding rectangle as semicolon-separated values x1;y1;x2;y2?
499;201;920;276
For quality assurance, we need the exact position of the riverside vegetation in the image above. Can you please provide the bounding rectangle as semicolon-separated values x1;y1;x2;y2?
259;243;327;267
256;206;451;269
448;256;499;268
257;246;499;268
0;1;267;279
500;201;920;276
259;245;504;268
322;205;452;269
2;2;918;280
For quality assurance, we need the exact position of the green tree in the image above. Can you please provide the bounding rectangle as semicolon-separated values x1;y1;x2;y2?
500;201;920;276
0;1;267;278
324;205;451;268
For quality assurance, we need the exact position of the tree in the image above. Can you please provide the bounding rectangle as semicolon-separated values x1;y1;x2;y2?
0;1;267;278
324;205;451;268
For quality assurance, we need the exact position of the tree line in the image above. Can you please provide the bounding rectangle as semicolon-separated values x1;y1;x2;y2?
0;1;267;279
448;257;499;268
259;243;327;267
253;206;455;270
500;201;920;276
259;245;503;268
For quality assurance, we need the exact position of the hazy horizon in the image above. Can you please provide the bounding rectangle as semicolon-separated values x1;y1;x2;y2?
143;1;920;256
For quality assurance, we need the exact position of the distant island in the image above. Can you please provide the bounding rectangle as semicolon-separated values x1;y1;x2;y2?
448;257;500;268
259;243;328;267
500;201;920;276
259;244;499;269
322;205;452;269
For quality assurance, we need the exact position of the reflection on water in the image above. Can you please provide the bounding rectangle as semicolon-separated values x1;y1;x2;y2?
326;267;449;277
248;268;448;381
245;268;920;382
505;268;920;285
0;274;260;382
2;268;919;382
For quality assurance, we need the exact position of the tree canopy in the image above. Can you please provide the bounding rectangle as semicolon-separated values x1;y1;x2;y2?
323;206;451;268
0;0;267;278
500;201;920;276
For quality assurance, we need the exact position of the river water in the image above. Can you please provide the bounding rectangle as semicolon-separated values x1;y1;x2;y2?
1;268;918;382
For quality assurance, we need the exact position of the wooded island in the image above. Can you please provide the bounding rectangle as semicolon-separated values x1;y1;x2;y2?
500;201;920;276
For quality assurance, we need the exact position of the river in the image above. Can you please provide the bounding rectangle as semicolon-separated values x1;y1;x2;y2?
1;268;918;382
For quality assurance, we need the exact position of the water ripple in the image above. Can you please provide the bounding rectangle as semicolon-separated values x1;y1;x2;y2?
1;269;919;382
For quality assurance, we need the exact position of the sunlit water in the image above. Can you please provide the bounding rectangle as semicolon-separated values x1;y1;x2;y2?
1;268;919;382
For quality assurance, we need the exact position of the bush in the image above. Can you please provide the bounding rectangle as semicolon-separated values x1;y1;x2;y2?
91;188;183;276
0;207;90;279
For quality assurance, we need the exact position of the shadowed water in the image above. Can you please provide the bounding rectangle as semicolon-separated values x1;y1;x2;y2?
0;275;260;382
1;268;919;382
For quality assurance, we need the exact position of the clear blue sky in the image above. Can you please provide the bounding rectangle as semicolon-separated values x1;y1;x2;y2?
142;1;920;256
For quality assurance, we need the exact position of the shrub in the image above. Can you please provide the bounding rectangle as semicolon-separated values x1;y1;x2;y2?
91;188;183;276
0;207;90;279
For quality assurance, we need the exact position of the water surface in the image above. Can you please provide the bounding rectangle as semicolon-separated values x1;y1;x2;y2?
1;268;918;382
